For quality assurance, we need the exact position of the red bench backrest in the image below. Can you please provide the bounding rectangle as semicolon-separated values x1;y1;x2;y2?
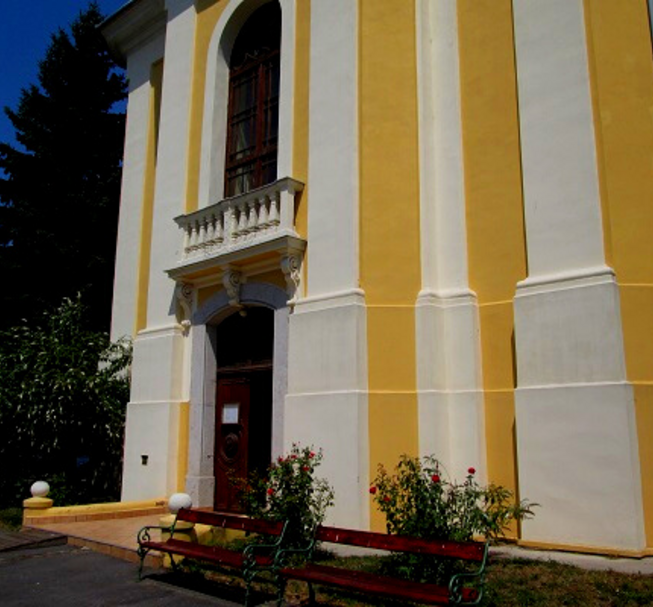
176;508;285;536
315;525;486;562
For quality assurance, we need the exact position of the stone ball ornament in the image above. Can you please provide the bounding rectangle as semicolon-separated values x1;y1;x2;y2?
30;481;50;498
168;493;192;514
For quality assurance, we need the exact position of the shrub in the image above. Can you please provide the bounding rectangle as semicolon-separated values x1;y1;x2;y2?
0;295;131;507
370;455;537;582
237;444;335;548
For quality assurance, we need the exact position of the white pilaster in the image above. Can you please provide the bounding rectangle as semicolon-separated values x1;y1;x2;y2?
415;0;485;482
121;325;187;500
110;34;165;342
305;0;359;297
285;0;369;530
146;0;195;327
121;0;196;502
513;0;644;550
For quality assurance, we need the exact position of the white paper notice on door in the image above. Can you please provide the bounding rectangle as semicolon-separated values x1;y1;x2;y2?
222;403;240;424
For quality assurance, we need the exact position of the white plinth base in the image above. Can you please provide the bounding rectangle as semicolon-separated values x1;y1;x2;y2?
121;400;185;502
514;269;645;550
285;390;369;530
515;382;645;550
416;290;486;482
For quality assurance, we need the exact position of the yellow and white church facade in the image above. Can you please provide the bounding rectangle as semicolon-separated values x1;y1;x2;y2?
102;0;653;555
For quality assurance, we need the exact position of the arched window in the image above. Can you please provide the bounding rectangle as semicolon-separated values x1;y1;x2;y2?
224;3;281;197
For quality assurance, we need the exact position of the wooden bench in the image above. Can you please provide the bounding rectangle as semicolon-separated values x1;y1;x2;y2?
275;525;488;606
137;508;288;606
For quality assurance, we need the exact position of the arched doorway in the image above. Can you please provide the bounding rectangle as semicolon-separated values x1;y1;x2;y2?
213;306;274;511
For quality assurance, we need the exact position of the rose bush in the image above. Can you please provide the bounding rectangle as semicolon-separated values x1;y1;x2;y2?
237;444;334;547
370;454;537;582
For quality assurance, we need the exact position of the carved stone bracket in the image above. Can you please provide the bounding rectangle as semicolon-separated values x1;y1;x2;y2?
175;282;194;334
280;253;302;305
222;267;243;309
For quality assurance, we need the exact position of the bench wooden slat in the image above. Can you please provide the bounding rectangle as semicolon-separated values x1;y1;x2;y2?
175;508;284;536
140;538;274;568
315;526;485;561
280;563;479;606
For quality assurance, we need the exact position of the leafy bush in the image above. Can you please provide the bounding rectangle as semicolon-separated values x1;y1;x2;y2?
0;295;131;507
370;455;537;583
237;444;335;548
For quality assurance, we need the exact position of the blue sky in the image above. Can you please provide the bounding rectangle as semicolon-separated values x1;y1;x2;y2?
0;1;127;149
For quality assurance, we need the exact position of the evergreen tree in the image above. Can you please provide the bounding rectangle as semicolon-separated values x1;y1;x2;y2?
0;3;126;332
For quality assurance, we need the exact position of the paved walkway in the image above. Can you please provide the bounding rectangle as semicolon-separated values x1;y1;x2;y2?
0;543;253;606
0;528;66;552
493;544;653;575
25;513;163;565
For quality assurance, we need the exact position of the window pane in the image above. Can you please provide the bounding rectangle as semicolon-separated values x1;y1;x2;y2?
263;98;279;148
224;4;280;197
231;72;257;114
226;162;256;197
260;155;277;187
229;116;256;161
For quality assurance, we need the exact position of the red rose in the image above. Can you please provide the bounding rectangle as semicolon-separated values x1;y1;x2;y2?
277;456;283;464
309;451;316;458
468;467;476;475
431;474;440;483
383;496;391;502
369;486;377;495
291;454;297;460
302;466;310;472
267;488;274;496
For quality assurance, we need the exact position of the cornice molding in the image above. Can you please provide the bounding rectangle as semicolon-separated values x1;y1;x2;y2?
100;0;167;66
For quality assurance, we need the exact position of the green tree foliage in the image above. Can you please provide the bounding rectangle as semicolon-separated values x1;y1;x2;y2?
0;295;131;508
0;2;126;332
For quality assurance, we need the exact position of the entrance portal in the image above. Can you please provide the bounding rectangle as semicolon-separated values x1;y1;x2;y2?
214;307;273;512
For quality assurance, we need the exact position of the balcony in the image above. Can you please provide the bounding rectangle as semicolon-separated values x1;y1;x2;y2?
167;177;305;283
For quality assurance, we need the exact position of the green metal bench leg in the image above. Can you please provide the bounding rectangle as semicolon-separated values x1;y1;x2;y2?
308;581;316;606
168;553;181;574
137;547;149;580
276;578;287;607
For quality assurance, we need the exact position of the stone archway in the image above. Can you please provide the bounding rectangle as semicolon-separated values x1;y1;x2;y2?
185;282;289;507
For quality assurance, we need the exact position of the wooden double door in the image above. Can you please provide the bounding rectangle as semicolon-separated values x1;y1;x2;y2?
213;308;274;512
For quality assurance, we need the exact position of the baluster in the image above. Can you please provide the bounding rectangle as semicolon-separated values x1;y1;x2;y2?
258;195;269;228
224;205;235;242
198;218;208;248
215;212;224;243
236;201;248;237
246;199;258;235
206;214;215;243
268;193;280;226
183;223;191;257
189;221;198;250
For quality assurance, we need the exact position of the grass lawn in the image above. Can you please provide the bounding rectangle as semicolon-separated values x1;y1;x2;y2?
484;557;653;606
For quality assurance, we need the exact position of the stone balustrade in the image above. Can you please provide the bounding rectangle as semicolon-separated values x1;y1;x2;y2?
175;177;304;263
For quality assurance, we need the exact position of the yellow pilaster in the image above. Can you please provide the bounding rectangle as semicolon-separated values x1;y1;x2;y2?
458;0;527;533
584;0;653;547
359;0;421;531
135;60;164;334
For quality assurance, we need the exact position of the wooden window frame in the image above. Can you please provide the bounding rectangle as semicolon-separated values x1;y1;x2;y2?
224;46;280;198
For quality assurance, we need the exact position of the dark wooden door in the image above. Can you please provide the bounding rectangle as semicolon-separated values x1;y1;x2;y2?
214;376;250;512
213;307;274;512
